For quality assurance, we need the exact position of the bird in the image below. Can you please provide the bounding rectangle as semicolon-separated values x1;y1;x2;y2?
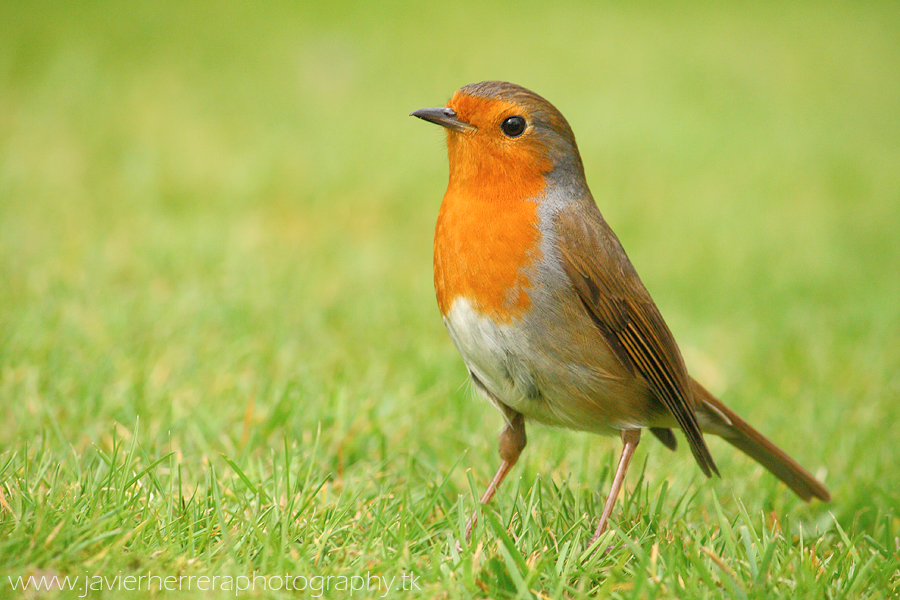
411;81;830;548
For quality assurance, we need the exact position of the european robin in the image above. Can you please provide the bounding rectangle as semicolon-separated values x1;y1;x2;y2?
411;81;830;547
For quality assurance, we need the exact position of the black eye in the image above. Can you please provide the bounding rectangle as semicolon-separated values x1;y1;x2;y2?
500;116;527;138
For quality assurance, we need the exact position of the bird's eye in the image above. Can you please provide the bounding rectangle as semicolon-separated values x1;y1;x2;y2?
500;116;527;138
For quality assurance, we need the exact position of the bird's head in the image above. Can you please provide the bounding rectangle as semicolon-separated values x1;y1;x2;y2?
412;81;585;190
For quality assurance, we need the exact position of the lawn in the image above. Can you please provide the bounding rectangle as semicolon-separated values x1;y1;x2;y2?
1;1;898;598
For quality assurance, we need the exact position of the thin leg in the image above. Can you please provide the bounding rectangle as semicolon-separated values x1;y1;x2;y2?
588;428;641;548
465;411;526;541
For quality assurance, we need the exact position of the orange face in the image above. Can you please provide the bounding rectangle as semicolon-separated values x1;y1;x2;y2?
444;91;555;190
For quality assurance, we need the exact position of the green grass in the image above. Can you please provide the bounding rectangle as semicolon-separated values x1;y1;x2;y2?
2;0;899;597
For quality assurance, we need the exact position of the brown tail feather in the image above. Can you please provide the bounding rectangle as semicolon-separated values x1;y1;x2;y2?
690;378;831;502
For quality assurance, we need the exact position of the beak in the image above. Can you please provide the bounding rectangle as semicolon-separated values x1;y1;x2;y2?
410;107;477;133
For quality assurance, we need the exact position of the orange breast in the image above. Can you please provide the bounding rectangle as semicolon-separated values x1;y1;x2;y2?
433;172;546;322
432;91;555;322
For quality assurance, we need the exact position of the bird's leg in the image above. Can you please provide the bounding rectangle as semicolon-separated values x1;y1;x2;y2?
588;428;641;549
465;411;526;541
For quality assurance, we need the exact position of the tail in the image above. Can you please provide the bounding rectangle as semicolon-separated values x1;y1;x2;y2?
690;378;831;502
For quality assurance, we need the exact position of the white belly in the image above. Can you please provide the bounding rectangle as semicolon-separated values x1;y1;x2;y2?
442;297;651;433
443;298;579;428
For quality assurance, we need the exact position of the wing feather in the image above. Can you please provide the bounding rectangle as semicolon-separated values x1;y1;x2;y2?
557;205;718;477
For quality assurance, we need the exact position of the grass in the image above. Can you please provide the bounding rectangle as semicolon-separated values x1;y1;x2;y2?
1;0;899;597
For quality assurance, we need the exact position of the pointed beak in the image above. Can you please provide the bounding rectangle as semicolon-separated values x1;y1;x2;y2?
410;107;477;133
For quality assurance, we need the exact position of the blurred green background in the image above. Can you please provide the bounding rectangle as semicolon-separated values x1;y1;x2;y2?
1;0;899;595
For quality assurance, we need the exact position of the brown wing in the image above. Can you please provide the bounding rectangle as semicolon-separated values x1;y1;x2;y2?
556;204;719;477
